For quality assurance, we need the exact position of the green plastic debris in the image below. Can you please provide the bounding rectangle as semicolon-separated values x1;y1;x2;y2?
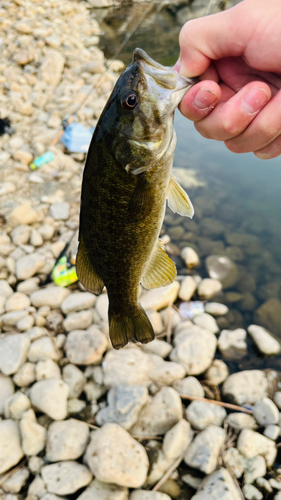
52;255;78;287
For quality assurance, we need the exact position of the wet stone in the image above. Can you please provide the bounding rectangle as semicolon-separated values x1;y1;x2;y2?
205;302;229;316
181;246;200;269
197;278;222;300
178;276;197;301
206;255;239;289
193;312;219;334
248;324;281;355
218;328;247;360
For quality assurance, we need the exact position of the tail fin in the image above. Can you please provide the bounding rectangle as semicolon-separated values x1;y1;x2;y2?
109;305;154;350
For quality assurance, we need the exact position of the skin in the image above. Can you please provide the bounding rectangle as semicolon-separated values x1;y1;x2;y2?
176;0;281;159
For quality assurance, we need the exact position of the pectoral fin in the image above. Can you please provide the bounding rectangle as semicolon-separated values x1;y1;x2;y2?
167;174;194;218
141;240;177;289
76;236;104;294
127;173;154;223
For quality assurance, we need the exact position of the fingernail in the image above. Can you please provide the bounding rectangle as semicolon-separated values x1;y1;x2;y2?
194;88;218;110
243;88;269;115
174;58;181;73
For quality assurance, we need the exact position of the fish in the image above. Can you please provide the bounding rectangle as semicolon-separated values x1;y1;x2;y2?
77;48;196;349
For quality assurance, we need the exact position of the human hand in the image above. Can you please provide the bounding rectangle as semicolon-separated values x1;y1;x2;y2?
177;0;281;159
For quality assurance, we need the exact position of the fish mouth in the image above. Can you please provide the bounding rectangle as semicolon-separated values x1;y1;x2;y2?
133;47;197;94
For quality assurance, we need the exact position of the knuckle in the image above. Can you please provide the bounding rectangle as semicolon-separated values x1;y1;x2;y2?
179;19;200;46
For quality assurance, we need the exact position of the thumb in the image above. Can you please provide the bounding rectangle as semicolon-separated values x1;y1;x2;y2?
179;5;251;78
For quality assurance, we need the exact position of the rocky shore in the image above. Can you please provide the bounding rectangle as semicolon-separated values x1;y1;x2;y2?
1;0;281;499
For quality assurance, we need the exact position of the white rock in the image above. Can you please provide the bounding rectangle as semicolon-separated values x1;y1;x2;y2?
186;400;226;430
63;310;92;332
264;424;280;440
178;276;197;301
50;202;69;220
146;310;164;334
193;313;219;334
206;255;239;288
36;359;61;380
5;292;30;311
39;224;55;240
274;391;281;409
17;277;40;294
248;324;281;355
68;398;87;414
173;376;204;397
205;302;229;316
30;286;70;308
142;339;172;358
131;387;182;436
84;423;149;488
237;429;277;466
46;419;89;461
41;495;68;500
244;455;266;484
42;461;92;495
223;447;245;478
61;292;96;314
13;362;36;387
30;228;43;247
17;314;34;331
223;370;268;405
184;425;226;474
28;475;47;497
256;477;273;493
170;326;217;375
0;420;24;474
140;282;180;311
197;278;222;300
28;455;44;474
76;479;129;500
65;327;107;365
95;293;108;321
30;379;69;420
62;364;86;398
1;310;28;326
5;391;31;419
25;326;48;341
0;294;6;314
2;467;29;494
28;336;60;362
150;361;186;385
243;484;263;500
0;280;13;297
0;373;15;414
20;409;46;456
16;253;45;280
0;181;16;196
191;468;242;500
39;49;65;86
204;359;229;385
130;493;171;500
226;413;258;430
103;346;155;387
0;334;30;375
181;246;200;269
163;419;193;460
253;397;279;426
9;203;38;225
11;224;32;245
218;328;247;359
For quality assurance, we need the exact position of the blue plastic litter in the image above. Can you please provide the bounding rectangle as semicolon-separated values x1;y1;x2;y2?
60;122;95;153
179;301;205;319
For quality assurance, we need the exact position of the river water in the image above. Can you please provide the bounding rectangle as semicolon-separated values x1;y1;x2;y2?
92;0;281;369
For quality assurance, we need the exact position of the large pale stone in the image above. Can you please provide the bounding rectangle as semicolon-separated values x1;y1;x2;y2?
197;278;222;299
140;282;180;311
186;400;226;430
223;370;268;405
237;429;277;466
39;50;65;86
191;467;242;500
84;423;149;488
248;324;281;355
5;292;30;311
16;253;45;280
76;479;129;500
46;419;89;461
0;420;24;474
30;379;69;420
64;328;107;365
28;336;60;362
170;326;217;375
184;425;226;474
30;286;70;308
20;409;46;456
0;373;15;414
131;387;182;436
0;334;30;375
103;347;155;387
61;292;96;314
41;461;92;495
163;419;193;460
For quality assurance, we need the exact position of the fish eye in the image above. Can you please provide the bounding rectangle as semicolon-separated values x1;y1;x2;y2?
122;92;139;110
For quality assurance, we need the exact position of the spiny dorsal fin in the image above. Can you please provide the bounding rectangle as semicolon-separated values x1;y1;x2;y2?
127;173;154;223
76;236;104;295
141;240;177;290
167;174;194;218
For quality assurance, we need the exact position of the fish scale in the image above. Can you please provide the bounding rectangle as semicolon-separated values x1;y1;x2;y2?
77;48;196;349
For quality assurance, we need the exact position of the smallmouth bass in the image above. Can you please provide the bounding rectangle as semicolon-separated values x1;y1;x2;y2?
77;48;196;349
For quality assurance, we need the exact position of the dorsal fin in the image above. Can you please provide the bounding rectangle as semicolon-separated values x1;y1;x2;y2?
167;174;194;218
141;240;177;289
76;236;104;294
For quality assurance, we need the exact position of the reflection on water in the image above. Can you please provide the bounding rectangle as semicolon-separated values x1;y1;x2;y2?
93;0;281;369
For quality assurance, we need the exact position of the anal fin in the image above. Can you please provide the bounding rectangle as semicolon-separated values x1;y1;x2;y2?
141;240;177;290
167;174;194;218
76;236;104;294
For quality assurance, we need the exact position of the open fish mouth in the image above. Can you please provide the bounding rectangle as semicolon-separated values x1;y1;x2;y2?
133;47;197;93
